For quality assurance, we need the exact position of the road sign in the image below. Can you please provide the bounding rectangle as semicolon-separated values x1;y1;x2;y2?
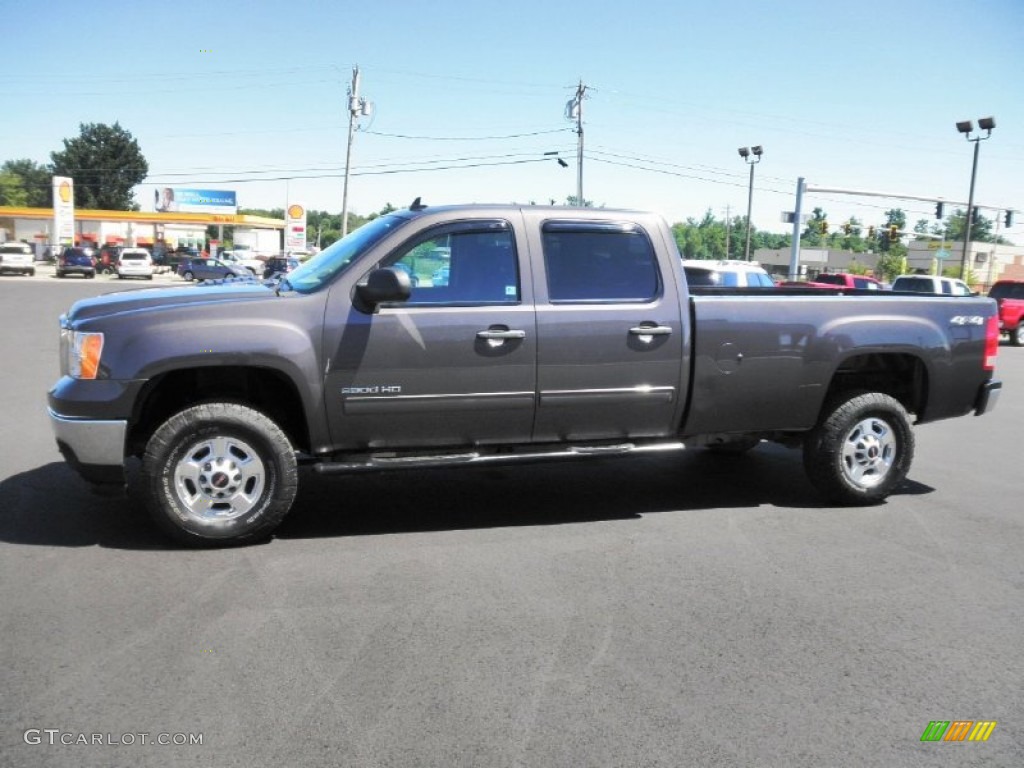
935;248;950;260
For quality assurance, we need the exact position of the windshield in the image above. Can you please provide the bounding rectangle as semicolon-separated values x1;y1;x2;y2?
989;283;1024;300
815;274;844;286
893;278;930;292
282;213;412;294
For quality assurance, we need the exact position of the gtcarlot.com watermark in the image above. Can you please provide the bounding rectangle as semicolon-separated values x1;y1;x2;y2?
24;729;203;747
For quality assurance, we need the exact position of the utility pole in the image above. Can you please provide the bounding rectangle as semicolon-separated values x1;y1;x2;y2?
565;81;586;206
341;66;372;238
788;177;805;281
724;205;730;258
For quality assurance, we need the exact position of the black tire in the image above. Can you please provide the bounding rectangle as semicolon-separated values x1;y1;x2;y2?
183;270;194;282
86;272;95;279
803;392;914;505
141;403;298;546
1011;325;1023;347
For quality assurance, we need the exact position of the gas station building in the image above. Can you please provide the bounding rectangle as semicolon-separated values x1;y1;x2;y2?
0;206;285;253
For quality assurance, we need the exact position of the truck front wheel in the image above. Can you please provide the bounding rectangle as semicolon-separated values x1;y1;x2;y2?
1010;324;1023;347
803;392;914;505
141;403;298;546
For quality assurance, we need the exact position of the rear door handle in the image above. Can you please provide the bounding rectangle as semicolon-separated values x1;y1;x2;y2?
629;325;672;336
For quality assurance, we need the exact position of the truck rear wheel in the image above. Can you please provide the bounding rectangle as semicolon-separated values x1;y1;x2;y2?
141;403;298;546
803;392;914;505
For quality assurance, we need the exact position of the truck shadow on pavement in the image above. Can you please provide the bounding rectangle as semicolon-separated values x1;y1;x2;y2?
0;445;935;549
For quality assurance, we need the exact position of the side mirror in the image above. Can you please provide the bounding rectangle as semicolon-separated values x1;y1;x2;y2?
355;267;412;312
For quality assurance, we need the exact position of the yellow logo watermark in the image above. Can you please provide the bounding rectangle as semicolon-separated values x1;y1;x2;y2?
920;721;997;742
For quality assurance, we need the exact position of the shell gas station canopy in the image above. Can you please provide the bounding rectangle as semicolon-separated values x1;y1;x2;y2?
0;206;283;242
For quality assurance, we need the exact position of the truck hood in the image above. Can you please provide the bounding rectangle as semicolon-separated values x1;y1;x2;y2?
65;281;281;325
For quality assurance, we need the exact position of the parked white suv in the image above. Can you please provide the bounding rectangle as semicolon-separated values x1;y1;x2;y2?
891;274;973;296
682;259;775;287
0;242;36;276
116;248;154;280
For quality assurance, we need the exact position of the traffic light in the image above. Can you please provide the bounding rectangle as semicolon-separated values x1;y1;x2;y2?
842;222;852;235
971;207;981;224
1006;210;1014;227
888;225;899;240
935;201;944;219
820;221;829;234
868;226;875;238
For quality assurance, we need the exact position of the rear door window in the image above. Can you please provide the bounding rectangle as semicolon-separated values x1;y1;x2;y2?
541;222;660;302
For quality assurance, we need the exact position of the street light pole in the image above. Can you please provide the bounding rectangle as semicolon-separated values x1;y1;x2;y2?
956;117;995;281
738;145;763;261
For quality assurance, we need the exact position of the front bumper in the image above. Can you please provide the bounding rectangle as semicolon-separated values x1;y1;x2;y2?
48;408;127;484
974;379;1002;417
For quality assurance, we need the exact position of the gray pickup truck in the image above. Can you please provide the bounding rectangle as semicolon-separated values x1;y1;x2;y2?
48;203;1002;546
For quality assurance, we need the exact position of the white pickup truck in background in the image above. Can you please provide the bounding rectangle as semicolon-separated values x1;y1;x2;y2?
219;245;264;276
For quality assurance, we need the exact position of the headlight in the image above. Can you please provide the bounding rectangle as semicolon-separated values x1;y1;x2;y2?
63;329;105;379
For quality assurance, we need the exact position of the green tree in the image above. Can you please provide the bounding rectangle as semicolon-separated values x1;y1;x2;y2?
0;172;29;206
874;251;906;283
802;207;828;246
944;208;993;243
1;159;52;207
565;195;595;207
50;122;148;210
877;208;906;252
366;202;397;221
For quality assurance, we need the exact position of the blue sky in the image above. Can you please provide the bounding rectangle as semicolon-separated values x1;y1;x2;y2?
3;0;1022;239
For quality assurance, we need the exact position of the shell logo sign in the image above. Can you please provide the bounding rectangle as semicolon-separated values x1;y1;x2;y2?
284;202;307;251
52;175;75;245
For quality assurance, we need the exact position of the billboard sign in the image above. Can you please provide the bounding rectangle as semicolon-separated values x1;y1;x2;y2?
52;176;75;245
284;202;307;251
153;187;237;214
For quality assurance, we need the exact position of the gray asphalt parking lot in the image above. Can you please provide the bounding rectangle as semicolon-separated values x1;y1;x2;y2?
1;279;1021;767
8;262;183;282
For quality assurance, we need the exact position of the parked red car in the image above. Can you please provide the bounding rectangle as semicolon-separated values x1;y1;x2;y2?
989;280;1024;346
779;273;884;290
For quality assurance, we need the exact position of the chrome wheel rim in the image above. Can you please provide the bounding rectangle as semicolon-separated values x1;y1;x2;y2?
841;416;896;489
173;435;266;523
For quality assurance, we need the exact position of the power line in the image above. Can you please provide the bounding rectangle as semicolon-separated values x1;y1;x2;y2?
362;128;567;141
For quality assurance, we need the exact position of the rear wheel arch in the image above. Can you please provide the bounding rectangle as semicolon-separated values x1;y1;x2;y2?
820;352;927;421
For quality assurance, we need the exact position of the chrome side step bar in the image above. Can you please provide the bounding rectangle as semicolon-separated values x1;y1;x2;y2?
311;440;686;475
